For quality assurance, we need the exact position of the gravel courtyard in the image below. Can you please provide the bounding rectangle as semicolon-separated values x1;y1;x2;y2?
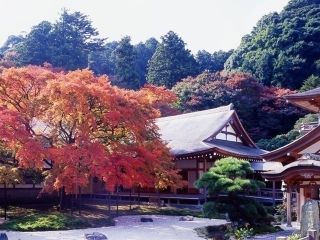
3;215;227;240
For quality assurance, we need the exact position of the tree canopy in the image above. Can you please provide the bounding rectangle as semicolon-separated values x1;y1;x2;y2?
195;157;268;225
196;49;233;73
0;66;181;194
147;31;199;88
257;113;318;150
173;71;305;140
225;0;320;89
1;10;104;70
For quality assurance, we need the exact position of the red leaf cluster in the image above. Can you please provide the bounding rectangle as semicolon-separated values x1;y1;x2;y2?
0;66;181;194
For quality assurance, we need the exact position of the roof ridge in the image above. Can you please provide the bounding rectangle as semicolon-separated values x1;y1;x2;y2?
157;104;233;122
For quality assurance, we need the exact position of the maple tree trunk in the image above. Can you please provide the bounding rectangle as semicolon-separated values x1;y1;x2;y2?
70;194;74;215
107;192;111;214
59;188;63;211
116;186;119;217
138;185;141;206
78;186;82;216
4;183;7;220
129;188;132;210
156;189;161;207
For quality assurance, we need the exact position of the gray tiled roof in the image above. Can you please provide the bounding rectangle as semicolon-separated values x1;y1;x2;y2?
205;139;268;158
287;87;320;98
250;161;282;172
156;104;265;158
264;153;320;175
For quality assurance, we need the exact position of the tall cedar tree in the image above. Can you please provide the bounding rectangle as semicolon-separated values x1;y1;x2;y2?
147;31;199;88
112;36;139;89
3;10;104;70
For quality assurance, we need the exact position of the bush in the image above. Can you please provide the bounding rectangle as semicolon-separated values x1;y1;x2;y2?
0;213;88;231
287;234;302;240
195;225;229;240
203;196;272;226
202;201;229;219
234;227;254;240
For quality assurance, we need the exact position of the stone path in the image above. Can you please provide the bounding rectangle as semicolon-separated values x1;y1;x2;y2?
2;215;227;240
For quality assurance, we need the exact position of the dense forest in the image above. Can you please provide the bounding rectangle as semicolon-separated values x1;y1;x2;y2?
1;0;319;150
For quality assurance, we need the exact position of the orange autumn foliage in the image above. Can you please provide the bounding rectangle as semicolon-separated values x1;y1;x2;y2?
0;66;181;194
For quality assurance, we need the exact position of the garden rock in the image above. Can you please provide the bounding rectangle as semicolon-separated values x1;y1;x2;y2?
141;217;153;222
0;233;8;240
301;200;319;238
179;216;194;221
85;232;108;240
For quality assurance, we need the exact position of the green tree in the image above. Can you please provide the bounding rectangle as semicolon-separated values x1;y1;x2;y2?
4;10;105;70
18;21;54;66
89;41;118;76
225;0;320;89
135;38;158;87
147;31;199;88
51;10;104;70
195;157;267;225
300;75;320;91
0;35;25;55
257;113;318;150
196;49;233;73
112;36;139;89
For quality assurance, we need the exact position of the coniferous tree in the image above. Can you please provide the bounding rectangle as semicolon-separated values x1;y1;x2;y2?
147;31;199;88
135;38;158;87
3;10;105;70
112;36;139;89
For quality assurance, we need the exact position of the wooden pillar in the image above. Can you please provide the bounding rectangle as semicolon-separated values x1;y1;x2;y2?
204;158;207;172
272;181;276;206
286;185;292;227
296;188;300;223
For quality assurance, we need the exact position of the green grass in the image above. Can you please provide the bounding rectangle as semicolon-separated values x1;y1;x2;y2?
0;213;89;231
130;205;204;217
0;203;202;231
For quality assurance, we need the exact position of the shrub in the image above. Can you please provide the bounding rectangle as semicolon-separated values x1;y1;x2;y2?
287;234;302;240
1;213;88;231
234;227;254;240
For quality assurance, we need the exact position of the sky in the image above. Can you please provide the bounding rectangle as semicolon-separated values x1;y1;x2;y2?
1;0;289;53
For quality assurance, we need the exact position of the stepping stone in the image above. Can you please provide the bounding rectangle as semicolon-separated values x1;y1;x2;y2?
179;216;194;221
141;217;153;222
85;232;108;240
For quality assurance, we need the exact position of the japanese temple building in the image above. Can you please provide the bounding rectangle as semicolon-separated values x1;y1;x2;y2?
262;87;320;226
156;104;276;194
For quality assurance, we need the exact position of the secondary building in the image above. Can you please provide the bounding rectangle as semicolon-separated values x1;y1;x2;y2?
262;87;320;226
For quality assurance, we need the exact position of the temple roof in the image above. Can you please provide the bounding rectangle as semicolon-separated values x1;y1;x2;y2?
262;126;320;162
262;154;320;180
250;161;282;172
204;139;267;159
156;104;266;159
286;87;320;112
